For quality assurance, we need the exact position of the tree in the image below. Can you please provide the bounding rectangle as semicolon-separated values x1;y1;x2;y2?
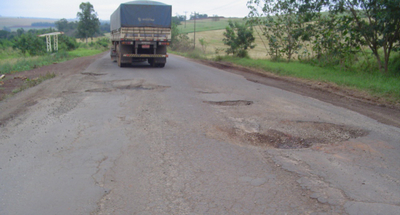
223;21;256;58
330;0;400;73
14;33;46;56
77;2;100;44
247;0;316;62
55;18;69;32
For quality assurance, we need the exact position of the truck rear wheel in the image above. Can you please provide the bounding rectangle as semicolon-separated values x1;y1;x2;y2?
157;63;165;68
117;45;125;67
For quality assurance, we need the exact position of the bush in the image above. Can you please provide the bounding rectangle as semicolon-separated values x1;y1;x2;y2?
59;35;78;51
170;34;193;52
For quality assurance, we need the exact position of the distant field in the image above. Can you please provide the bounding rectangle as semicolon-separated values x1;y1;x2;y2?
175;17;271;59
0;17;58;31
187;28;271;59
177;18;245;34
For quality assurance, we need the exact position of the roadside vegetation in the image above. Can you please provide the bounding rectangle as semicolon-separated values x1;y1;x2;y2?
0;2;109;100
0;2;109;75
170;0;400;103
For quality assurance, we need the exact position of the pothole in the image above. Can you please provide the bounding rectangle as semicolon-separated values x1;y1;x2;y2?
197;90;218;94
243;129;315;149
115;84;155;90
85;88;112;93
204;100;253;106
81;72;106;76
111;79;170;91
218;120;369;149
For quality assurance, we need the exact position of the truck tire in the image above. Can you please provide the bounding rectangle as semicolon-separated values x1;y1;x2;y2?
117;44;125;67
148;59;156;67
157;63;165;68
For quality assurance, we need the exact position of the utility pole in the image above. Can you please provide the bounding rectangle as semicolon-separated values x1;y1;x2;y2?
184;11;187;28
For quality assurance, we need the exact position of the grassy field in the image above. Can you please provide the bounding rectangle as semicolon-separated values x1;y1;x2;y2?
186;28;270;59
0;17;57;31
177;18;244;34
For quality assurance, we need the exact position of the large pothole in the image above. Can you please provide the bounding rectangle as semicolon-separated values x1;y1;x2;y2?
219;120;369;149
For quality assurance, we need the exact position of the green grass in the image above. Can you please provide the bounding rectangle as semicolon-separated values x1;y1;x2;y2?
217;56;400;102
0;53;66;75
67;48;104;57
0;46;107;75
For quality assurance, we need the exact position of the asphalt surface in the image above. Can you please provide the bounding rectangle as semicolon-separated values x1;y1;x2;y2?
0;53;399;215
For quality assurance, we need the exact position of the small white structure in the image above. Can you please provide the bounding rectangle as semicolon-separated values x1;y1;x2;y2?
38;32;64;52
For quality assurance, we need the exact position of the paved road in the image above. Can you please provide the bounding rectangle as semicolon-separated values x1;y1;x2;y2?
1;54;399;215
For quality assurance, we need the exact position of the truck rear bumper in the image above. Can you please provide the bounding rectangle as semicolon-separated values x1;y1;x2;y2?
122;54;168;58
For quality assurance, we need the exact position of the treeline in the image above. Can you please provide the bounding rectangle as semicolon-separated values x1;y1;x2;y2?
0;28;79;56
246;0;400;74
55;18;110;38
31;22;55;27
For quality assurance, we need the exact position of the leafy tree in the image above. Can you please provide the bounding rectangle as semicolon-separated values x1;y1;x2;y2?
171;23;180;46
0;30;10;39
172;15;186;25
223;21;256;58
99;22;110;33
77;2;100;44
170;23;193;52
13;33;46;56
247;0;315;62
330;0;400;73
199;38;208;53
55;18;69;32
16;28;25;37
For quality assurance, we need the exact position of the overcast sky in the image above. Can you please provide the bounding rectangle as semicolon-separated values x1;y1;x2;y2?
0;0;251;20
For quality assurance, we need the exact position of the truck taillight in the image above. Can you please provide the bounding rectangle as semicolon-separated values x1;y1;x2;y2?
159;42;170;46
121;41;134;45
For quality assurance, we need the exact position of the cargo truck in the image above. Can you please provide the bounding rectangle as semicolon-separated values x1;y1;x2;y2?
110;0;172;67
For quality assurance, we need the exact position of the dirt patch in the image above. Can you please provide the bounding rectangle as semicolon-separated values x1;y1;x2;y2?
200;60;400;128
85;88;113;93
0;53;105;127
0;53;105;101
81;72;106;76
204;100;253;106
218;120;368;149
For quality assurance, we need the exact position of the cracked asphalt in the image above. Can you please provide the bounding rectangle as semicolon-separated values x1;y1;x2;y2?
0;53;399;215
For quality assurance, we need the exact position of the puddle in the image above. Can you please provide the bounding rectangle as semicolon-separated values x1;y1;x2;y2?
204;100;253;106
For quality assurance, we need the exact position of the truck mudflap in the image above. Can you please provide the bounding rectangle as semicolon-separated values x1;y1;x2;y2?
122;54;168;58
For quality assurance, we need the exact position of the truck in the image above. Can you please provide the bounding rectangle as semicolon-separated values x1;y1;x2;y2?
110;0;172;68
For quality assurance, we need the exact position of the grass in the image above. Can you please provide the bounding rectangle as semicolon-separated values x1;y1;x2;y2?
218;56;400;102
68;48;105;57
0;46;108;75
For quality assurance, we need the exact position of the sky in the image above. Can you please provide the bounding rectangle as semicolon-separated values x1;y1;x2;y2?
0;0;251;20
